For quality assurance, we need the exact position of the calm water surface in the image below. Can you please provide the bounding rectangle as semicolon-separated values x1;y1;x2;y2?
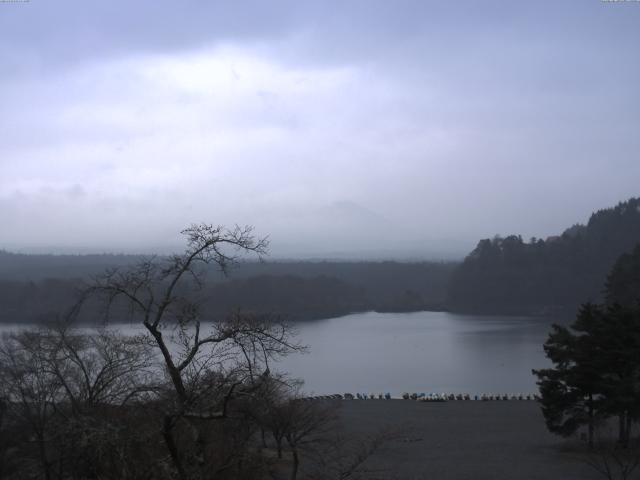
276;311;554;395
0;311;556;396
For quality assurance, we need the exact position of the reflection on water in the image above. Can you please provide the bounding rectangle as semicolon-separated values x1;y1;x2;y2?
274;311;555;395
0;311;557;395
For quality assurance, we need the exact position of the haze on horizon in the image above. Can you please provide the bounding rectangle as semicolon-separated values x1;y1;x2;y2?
1;1;639;259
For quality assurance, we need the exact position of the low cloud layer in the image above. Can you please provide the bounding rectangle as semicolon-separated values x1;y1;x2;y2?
1;1;639;258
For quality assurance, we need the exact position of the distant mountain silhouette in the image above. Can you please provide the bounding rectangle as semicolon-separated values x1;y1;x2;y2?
447;197;640;315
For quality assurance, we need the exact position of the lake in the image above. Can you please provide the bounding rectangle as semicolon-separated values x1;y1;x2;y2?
276;311;555;396
0;311;556;396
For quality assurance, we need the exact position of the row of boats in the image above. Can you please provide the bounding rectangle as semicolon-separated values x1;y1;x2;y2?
301;393;539;401
402;393;539;401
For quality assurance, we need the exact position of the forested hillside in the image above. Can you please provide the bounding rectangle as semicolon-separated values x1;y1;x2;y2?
0;251;139;281
448;198;640;314
0;255;455;323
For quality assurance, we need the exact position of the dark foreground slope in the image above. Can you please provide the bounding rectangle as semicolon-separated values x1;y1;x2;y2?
336;400;596;480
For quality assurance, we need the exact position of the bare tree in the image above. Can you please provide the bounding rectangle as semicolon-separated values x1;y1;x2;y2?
0;330;61;480
0;224;314;480
0;393;9;479
83;224;304;479
41;323;156;411
282;398;339;480
0;324;162;480
257;387;394;480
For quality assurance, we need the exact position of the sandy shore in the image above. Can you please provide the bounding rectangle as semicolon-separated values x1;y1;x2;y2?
335;399;599;480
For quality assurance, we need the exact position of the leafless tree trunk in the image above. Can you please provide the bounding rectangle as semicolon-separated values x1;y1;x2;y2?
81;224;304;479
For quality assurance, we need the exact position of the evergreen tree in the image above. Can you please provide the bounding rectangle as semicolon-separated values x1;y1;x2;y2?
593;304;640;447
533;303;604;447
605;243;640;308
534;300;640;447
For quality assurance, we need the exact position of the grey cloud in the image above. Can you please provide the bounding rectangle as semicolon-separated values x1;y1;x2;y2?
2;1;636;72
0;1;639;257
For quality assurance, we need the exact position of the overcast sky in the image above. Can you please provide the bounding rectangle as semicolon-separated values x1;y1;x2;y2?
1;1;639;259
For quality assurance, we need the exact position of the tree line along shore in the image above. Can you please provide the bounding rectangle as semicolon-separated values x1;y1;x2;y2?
1;197;640;324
